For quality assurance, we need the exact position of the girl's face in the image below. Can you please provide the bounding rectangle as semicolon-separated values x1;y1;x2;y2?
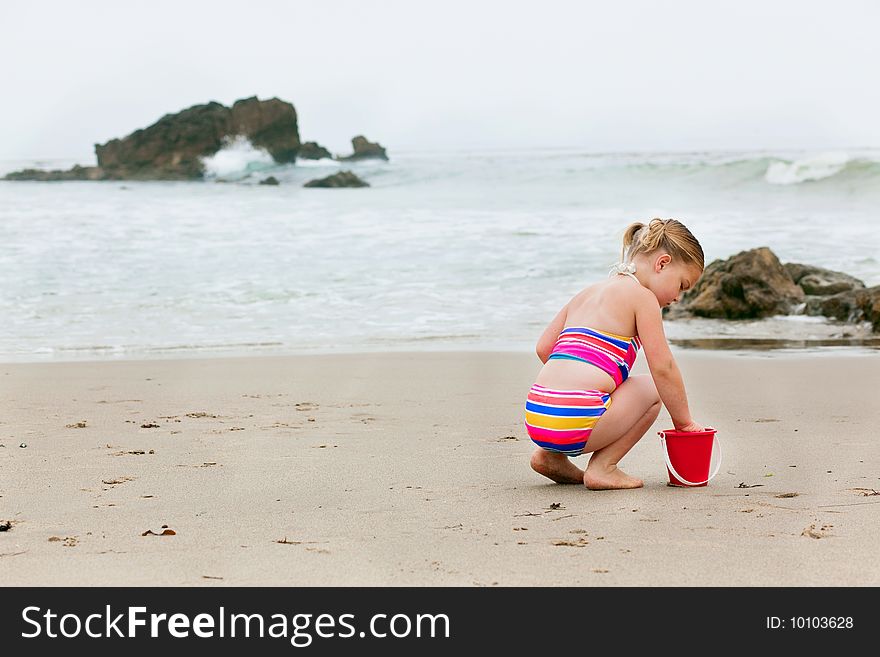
645;253;702;308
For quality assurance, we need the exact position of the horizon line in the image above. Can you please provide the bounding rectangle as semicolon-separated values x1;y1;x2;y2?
2;143;879;163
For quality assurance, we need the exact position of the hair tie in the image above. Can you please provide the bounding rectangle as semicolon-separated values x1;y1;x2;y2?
609;261;637;277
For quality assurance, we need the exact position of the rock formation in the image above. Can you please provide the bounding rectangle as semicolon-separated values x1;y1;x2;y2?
259;176;280;185
784;263;865;296
5;96;301;181
666;247;804;320
3;97;388;181
667;247;879;332
3;165;105;181
303;171;369;188
297;141;333;160
336;135;388;161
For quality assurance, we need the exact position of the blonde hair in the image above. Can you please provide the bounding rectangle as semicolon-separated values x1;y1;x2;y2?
621;218;704;271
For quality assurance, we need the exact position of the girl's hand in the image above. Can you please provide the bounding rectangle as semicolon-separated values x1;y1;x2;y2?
675;420;705;432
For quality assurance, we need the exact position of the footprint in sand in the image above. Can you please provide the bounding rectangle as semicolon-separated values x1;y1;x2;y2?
295;402;319;412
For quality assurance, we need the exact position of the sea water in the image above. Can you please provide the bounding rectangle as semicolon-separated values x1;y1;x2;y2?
1;146;879;362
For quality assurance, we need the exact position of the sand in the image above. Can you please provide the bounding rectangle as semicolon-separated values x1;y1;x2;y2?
1;349;878;586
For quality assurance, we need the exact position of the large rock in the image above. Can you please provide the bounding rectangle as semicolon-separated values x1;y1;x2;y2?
784;262;865;296
304;170;369;188
297;141;333;160
5;96;301;181
336;135;388;161
668;247;804;319
94;96;300;179
228;97;300;163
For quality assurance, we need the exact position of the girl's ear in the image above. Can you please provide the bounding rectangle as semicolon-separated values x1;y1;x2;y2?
654;253;671;271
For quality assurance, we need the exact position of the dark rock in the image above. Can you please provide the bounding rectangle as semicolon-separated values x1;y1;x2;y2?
304;170;369;188
259;176;280;185
668;247;804;319
804;292;859;322
807;285;880;332
784;262;865;296
4;165;107;181
5;96;300;181
297;141;333;160
229;96;300;164
336;135;388;161
94;101;232;179
857;286;880;332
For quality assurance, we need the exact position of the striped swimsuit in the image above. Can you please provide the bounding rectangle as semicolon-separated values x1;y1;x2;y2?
524;326;641;456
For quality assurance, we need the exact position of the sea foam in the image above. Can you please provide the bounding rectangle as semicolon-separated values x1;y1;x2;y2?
764;151;852;185
201;136;276;180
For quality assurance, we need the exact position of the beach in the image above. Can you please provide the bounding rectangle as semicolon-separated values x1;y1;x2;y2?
2;349;878;586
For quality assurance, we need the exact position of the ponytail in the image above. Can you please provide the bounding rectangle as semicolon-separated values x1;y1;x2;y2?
620;218;704;270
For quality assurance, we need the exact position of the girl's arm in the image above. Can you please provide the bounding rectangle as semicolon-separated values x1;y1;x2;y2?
633;290;703;431
535;302;569;363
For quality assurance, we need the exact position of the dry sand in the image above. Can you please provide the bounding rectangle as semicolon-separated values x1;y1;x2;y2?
1;349;878;586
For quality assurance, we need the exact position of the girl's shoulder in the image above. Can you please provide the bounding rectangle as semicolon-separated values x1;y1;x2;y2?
575;276;648;301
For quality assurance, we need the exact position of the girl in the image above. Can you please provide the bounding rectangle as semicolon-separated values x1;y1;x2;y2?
524;218;705;490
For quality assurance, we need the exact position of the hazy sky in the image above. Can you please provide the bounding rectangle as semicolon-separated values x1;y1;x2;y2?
2;0;878;160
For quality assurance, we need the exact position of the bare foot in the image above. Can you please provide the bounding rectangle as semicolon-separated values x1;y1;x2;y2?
584;462;643;490
530;449;584;484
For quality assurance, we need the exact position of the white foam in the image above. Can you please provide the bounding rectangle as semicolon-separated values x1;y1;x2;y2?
295;157;341;167
764;151;851;185
201;136;275;180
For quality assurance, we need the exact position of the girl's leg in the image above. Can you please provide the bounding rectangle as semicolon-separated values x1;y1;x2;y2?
530;448;584;484
581;375;661;490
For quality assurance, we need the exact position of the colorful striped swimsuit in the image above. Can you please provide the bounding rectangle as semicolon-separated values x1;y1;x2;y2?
547;326;641;387
524;326;641;456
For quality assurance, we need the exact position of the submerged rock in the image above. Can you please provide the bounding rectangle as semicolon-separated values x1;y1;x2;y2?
669;247;804;320
4;165;106;181
259;176;280;185
336;135;388;161
303;170;369;188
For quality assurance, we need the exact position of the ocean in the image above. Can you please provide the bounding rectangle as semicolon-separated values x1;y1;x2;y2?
1;146;879;363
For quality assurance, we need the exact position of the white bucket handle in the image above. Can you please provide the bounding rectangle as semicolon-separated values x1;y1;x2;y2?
658;429;722;487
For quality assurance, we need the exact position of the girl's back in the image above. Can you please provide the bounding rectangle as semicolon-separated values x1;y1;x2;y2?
534;276;641;393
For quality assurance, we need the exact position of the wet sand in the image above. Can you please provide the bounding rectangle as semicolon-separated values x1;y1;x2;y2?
1;350;878;586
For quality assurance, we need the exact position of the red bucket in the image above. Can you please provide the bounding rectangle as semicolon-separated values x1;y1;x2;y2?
658;428;720;487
